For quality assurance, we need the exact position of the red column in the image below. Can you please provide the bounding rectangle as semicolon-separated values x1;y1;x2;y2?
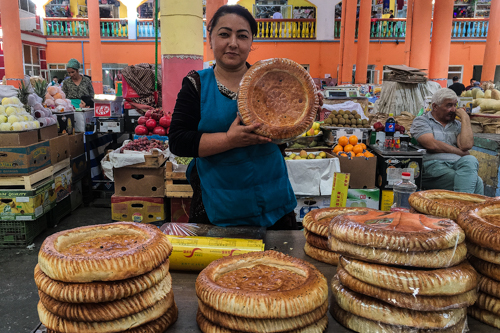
204;0;227;62
87;0;103;94
338;0;357;85
429;0;454;87
0;1;24;88
481;0;500;82
408;0;432;70
355;0;372;84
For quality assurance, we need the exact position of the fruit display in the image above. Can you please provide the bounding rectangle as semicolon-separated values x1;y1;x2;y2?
0;97;43;131
119;137;168;153
174;156;193;165
302;122;322;137
44;86;75;112
373;121;405;134
285;150;328;160
323;110;370;128
134;109;171;136
332;135;374;159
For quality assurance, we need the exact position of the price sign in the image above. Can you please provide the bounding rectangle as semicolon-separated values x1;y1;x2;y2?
95;104;111;117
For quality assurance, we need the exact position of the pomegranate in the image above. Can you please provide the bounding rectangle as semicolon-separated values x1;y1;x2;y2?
152;112;162;121
153;126;166;136
138;116;147;125
145;119;157;130
145;110;153;118
159;116;171;128
134;125;148;135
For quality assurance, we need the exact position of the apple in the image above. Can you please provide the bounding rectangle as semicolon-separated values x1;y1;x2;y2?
146;119;157;130
153;126;166;136
159;116;171;128
145;110;153;118
138;116;147;125
134;125;148;135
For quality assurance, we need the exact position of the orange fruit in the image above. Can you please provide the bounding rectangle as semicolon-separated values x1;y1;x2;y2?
364;151;374;158
338;136;349;147
349;135;358;145
352;144;364;155
338;152;348;158
333;145;343;154
356;153;365;157
344;144;354;152
360;143;367;150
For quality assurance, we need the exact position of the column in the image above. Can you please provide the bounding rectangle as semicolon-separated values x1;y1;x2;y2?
408;0;432;70
338;0;357;85
161;0;204;115
429;0;454;87
355;0;371;84
307;0;341;41
0;0;24;87
88;0;103;94
404;0;414;66
204;0;227;61
481;0;500;82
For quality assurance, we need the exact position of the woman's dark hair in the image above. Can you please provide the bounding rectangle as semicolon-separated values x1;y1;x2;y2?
80;95;94;108
207;5;258;37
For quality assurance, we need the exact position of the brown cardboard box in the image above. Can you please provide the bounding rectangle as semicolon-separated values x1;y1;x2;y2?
0;130;39;147
111;195;166;223
0;140;51;175
338;156;377;189
49;134;70;164
68;133;84;158
38;125;58;141
114;166;165;197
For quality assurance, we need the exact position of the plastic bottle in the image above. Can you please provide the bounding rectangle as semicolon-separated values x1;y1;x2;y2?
392;172;418;211
384;113;396;150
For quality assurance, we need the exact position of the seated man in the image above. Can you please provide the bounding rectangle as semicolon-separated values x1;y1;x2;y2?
410;88;483;194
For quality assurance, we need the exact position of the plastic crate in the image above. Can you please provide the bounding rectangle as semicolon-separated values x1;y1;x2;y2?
0;214;47;248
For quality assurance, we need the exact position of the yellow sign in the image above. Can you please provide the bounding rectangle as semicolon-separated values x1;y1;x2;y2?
330;173;350;207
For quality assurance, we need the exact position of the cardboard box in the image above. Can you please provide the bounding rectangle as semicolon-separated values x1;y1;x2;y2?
55;112;75;134
114;166;165;197
38;125;58;141
171;198;191;222
111;195;166;223
0;130;38;147
381;189;394;211
95;97;123;117
0;140;51;175
338;156;377;189
0;179;56;221
71;153;87;181
54;167;72;202
346;188;380;209
375;154;423;190
294;196;331;222
74;109;94;133
49;134;70;164
68;133;85;158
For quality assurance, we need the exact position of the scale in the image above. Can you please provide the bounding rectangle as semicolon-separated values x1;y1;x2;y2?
324;86;360;99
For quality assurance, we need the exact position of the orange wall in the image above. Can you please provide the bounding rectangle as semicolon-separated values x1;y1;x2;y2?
46;39;495;83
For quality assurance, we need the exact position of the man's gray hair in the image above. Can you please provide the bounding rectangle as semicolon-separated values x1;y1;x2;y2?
431;88;458;108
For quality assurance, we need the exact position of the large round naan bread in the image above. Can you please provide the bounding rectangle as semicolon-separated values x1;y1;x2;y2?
468;306;500;330
302;207;375;238
303;242;340;266
458;202;500;252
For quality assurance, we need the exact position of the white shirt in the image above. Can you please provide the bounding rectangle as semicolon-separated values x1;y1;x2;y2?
273;12;283;19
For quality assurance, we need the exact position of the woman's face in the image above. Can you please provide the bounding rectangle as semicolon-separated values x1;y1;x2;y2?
209;14;252;70
67;67;79;80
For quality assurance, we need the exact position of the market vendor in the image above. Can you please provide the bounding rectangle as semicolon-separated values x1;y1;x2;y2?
62;59;94;100
169;5;301;230
410;88;483;194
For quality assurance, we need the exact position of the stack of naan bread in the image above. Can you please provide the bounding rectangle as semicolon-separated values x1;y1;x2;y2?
329;210;478;332
195;250;329;333
34;222;177;333
302;207;375;265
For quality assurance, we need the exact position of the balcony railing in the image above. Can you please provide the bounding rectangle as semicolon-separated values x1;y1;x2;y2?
452;18;489;38
137;19;161;38
255;19;316;39
45;18;128;38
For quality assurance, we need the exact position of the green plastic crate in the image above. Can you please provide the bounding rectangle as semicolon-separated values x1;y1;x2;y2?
0;214;47;248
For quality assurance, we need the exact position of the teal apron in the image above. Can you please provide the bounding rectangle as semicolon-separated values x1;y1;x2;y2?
186;68;296;227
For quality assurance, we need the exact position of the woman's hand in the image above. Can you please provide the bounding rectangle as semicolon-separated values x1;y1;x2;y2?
317;91;324;107
226;116;272;149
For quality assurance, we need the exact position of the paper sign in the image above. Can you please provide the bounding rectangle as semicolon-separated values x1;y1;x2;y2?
330;173;350;207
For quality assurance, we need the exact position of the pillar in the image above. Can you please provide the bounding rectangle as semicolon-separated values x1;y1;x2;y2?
408;0;432;70
161;0;204;115
404;0;414;66
204;0;227;61
88;0;103;94
306;0;341;41
0;1;24;87
481;0;500;82
355;0;372;84
429;0;454;87
338;0;357;85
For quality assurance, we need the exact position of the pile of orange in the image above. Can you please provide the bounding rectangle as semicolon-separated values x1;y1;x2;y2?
333;135;374;159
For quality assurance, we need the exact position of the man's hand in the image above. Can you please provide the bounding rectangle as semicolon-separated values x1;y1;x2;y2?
456;107;469;119
226;116;272;149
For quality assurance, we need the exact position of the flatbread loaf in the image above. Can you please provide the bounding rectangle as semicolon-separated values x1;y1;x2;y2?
467;241;500;264
408;189;489;220
39;274;172;322
476;291;500;317
196;250;328;319
237;58;319;140
331;276;466;329
329;235;467;268
197;299;328;333
458;202;500;252
303;242;340;265
337;267;477;311
302;207;375;237
303;229;328;250
34;260;169;303
469;255;500;282
331;301;468;333
468;305;500;329
339;257;478;296
479;275;500;300
39;222;173;282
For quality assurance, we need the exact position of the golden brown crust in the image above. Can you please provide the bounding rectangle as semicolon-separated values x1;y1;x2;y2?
46;302;178;333
34;260;170;303
331;275;466;329
457;202;500;252
38;222;173;282
467;241;500;264
329;211;465;252
408;190;489;221
198;299;328;333
195;250;328;319
468;305;500;329
479;275;500;299
303;230;328;250
329;235;467;268
237;58;319;140
339;257;478;296
38;293;174;333
337;267;477;311
476;291;500;317
469;255;500;282
331;301;468;333
39;274;172;322
302;207;375;237
303;242;339;265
